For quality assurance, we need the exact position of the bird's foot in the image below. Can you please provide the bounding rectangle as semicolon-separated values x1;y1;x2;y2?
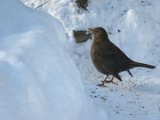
104;80;118;85
97;81;107;87
97;80;118;87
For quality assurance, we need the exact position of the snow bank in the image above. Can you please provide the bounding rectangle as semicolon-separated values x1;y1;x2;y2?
0;0;107;120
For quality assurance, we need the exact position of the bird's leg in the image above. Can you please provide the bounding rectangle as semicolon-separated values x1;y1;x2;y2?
104;76;118;85
98;75;118;87
98;75;108;87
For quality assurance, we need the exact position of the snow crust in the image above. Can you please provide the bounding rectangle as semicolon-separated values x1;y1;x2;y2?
0;0;107;120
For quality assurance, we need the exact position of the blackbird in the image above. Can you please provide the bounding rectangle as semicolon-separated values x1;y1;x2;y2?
89;27;155;86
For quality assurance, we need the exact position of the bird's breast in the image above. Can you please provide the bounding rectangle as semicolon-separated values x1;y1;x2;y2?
90;42;109;74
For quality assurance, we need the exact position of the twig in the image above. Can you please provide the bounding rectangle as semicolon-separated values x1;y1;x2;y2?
34;0;51;9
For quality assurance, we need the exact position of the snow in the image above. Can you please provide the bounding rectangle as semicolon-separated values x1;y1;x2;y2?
22;0;160;120
1;0;159;119
0;0;108;120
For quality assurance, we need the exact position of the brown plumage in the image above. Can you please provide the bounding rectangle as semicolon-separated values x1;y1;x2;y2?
89;27;155;86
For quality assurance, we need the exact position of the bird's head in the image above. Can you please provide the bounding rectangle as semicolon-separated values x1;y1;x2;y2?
88;27;108;41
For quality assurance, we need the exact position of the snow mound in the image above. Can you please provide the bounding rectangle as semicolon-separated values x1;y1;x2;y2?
0;0;107;120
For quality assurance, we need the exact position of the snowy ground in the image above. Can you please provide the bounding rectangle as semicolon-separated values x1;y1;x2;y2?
85;78;160;120
22;0;160;120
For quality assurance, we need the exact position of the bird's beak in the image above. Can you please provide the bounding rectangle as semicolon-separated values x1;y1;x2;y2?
88;28;94;40
88;28;94;33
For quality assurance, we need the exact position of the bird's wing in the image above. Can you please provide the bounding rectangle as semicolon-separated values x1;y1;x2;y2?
98;41;131;73
94;47;119;73
127;69;133;77
108;41;131;71
95;45;123;81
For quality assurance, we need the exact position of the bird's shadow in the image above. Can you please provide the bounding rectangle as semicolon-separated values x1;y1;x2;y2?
132;83;160;95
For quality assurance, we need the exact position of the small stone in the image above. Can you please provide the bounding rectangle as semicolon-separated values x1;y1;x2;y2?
118;29;121;32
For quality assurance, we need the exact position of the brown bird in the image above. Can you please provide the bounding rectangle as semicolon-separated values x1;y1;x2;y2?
89;27;155;86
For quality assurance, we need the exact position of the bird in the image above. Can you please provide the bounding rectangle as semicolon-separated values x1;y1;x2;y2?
88;27;155;86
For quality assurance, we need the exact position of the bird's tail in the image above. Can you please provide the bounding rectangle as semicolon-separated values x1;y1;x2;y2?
130;61;155;69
